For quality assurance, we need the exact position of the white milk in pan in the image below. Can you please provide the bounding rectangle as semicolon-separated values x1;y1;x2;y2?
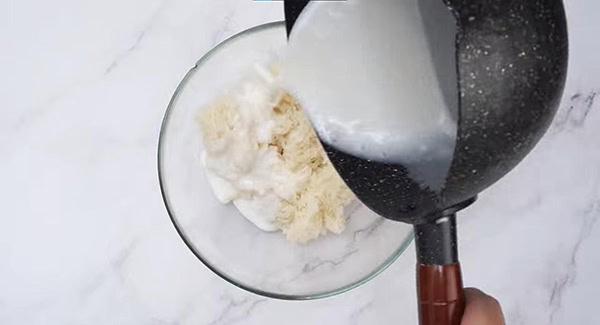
281;0;459;190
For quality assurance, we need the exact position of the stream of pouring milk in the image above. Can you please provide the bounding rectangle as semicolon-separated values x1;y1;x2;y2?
281;0;459;190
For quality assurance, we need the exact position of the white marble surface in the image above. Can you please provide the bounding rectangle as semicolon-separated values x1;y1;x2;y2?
1;0;599;324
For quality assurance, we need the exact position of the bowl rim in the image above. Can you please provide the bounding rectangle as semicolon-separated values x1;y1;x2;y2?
157;20;414;300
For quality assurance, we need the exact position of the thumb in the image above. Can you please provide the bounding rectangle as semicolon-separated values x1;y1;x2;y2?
461;288;505;325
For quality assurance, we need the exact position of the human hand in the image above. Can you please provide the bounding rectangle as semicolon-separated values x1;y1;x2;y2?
461;288;505;325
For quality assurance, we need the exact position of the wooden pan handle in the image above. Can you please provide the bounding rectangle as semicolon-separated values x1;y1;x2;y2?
417;263;465;325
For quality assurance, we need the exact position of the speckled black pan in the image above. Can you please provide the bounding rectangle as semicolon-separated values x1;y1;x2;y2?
284;1;567;323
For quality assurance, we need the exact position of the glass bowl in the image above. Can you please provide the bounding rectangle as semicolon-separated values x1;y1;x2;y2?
158;21;413;300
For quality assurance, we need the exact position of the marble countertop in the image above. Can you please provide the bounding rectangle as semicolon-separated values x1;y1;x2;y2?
2;0;599;324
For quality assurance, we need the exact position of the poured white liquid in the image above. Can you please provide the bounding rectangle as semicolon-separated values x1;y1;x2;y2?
281;0;458;189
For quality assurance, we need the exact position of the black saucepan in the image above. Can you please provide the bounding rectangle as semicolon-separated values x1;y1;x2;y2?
284;1;568;324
